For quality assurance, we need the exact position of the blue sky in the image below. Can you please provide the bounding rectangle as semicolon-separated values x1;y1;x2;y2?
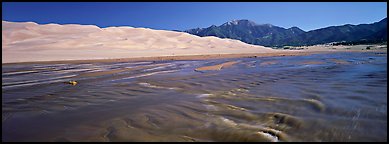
2;2;387;31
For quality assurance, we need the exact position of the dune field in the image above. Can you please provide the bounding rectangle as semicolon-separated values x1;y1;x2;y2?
2;21;278;63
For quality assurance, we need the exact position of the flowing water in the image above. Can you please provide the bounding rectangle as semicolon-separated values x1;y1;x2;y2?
2;52;387;142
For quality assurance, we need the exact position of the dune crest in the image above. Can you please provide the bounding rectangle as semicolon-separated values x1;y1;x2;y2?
2;21;275;63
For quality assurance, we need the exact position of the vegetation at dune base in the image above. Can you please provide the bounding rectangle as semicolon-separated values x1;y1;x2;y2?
331;39;387;46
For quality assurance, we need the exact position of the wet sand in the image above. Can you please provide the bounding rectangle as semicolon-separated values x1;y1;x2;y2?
2;51;387;142
4;47;386;66
195;61;239;71
1;51;314;65
3;50;378;66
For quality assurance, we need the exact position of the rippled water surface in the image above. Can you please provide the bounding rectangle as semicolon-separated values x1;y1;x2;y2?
2;52;387;142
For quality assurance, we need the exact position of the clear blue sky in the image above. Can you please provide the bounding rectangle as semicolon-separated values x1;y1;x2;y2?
2;2;387;31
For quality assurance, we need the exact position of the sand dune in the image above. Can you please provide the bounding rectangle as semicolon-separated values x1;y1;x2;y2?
2;21;276;63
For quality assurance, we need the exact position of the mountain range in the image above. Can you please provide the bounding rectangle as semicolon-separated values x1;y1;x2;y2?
184;18;387;47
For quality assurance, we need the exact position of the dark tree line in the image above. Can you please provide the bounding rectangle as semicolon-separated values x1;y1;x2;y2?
331;39;387;46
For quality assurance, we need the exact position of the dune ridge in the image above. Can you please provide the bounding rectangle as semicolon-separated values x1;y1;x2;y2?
2;21;276;63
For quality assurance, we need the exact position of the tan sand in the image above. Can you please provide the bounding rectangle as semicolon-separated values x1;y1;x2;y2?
195;61;238;71
2;21;386;64
2;51;330;66
2;21;276;64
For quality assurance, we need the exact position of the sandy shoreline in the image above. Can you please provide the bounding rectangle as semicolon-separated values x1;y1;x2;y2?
2;50;386;66
195;61;239;71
